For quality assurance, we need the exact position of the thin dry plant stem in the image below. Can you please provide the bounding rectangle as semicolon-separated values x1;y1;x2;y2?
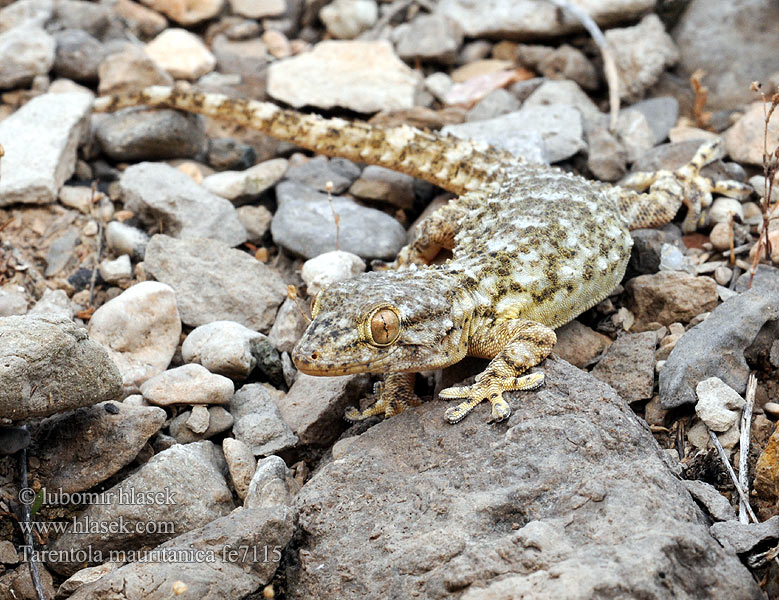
708;429;758;523
739;373;756;524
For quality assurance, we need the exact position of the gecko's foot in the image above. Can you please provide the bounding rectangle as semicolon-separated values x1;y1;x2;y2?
622;139;752;233
344;378;422;422
440;372;545;424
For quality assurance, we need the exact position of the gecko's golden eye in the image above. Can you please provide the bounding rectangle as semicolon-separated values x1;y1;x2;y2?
368;306;400;346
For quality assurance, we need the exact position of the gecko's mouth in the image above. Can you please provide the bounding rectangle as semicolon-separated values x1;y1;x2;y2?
292;346;398;376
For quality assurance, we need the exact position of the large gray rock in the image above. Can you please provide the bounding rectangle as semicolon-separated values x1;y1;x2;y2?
672;0;779;110
438;0;654;39
230;383;298;455
0;92;92;206
659;267;779;408
287;358;762;599
118;162;246;247
143;235;287;332
0;315;122;421
70;506;294;600
29;401;166;494
48;441;234;576
272;181;407;260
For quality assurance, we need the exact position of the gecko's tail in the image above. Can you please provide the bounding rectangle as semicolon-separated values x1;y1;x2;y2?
94;85;509;196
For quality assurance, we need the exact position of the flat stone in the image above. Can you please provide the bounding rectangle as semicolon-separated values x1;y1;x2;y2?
182;320;276;379
47;441;234;577
140;363;234;406
268;40;422;113
30;401;166;494
222;437;256;499
202;158;288;202
586;126;627;182
301;250;365;297
710;516;779;555
28;288;72;320
287;357;760;599
614;108;655;163
99;254;132;283
0;315;122;421
275;373;370;447
272;181;407;260
268;297;309;354
88;281;181;394
442;111;549;164
236;204;273;243
69;507;293;599
695;377;745;432
231;383;298;455
56;562;123;598
119;162;246;246
659;266;779;408
628;97;679;145
245;455;294;508
143;234;287;332
523;79;602;126
0;24;54;88
0;92;91;206
604;14;679;102
145;28;216;80
96;108;207;162
682;480;737;522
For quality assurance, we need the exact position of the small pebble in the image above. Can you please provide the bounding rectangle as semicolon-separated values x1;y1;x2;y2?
714;265;733;286
763;402;779;421
301;250;366;297
709;221;732;252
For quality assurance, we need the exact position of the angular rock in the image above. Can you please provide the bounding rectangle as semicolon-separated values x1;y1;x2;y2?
604;14;679;102
0;315;121;421
628;225;683;276
97;45;173;96
442;111;548;164
287;357;761;599
56;562;123;598
143;235;287;332
272;181;407;260
0;563;56;600
96;108;207;162
628;97;679;145
27;287;72;320
145;28;216;80
236;204;273;243
223;437;256;499
119;162;246;246
552;320;611;368
523;79;602;126
626;271;717;331
393;12;462;64
659;267;779;408
755;426;779;501
710;516;779;555
724;101;779;167
275;373;370;446
0;284;28;317
169;405;234;443
586;126;627;182
140;363;234;406
537;44;598;91
99;255;132;283
0;92;91;206
0;0;53;32
268;297;309;354
54;28;104;82
591;331;656;402
0;25;54;88
230;383;298;455
245;455;293;508
182;320;275;380
438;0;654;38
320;0;377;39
47;441;234;576
267;40;422;112
70;507;293;599
88;281;181;394
30;401;166;494
695;377;745;432
301;250;365;297
466;88;522;122
682;480;737;522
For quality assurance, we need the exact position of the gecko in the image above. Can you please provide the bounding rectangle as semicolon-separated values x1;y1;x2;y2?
94;85;752;424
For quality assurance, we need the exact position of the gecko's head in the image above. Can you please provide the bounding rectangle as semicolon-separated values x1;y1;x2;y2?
292;270;469;376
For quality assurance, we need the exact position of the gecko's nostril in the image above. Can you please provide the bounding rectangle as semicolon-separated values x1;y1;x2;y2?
311;352;318;360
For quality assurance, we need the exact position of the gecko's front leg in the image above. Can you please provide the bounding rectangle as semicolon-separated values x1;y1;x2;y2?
344;372;421;421
440;319;556;423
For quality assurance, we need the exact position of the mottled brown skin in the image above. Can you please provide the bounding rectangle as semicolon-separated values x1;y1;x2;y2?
94;86;752;424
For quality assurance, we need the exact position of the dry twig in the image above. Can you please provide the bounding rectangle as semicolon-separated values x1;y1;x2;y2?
708;429;758;523
739;373;757;524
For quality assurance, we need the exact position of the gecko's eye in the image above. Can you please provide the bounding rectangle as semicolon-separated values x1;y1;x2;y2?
366;305;401;346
